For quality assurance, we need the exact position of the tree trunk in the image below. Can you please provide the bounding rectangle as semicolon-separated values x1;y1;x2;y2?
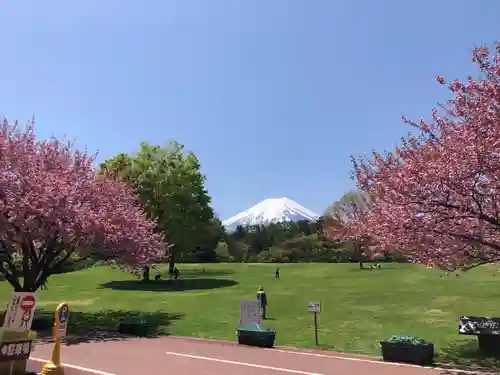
4;275;34;292
12;281;24;292
359;261;364;269
0;266;23;292
22;268;36;292
1;238;71;293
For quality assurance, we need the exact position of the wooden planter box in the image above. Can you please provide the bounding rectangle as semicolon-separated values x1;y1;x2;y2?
380;341;434;366
237;328;276;348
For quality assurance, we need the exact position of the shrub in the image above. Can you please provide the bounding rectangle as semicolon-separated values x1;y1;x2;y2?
385;335;430;345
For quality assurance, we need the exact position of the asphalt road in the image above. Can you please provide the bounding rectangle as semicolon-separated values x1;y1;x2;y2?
26;336;486;375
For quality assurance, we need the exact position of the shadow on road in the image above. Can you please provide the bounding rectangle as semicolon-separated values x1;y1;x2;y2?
100;278;238;292
33;309;184;346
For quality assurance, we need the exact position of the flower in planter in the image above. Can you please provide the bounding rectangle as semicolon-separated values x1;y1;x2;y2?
381;334;435;366
385;335;430;346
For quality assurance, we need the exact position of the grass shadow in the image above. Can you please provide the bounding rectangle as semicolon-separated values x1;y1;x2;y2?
349;266;400;272
33;309;184;346
100;278;238;292
176;267;235;277
437;339;500;372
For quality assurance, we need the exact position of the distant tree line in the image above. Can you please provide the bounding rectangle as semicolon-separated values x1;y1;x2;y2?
213;219;408;264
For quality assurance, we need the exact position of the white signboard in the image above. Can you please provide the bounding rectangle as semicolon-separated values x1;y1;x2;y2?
3;292;37;332
56;303;70;338
239;300;260;326
308;301;321;313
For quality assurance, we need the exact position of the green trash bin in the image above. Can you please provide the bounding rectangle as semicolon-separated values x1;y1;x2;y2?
237;323;276;348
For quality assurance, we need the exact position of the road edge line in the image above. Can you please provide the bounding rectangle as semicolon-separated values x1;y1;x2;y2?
30;357;117;375
165;351;324;375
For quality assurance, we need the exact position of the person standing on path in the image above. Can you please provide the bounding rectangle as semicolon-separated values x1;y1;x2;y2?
256;287;268;319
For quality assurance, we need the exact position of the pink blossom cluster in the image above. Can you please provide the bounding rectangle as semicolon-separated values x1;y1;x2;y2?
0;119;167;269
342;43;500;271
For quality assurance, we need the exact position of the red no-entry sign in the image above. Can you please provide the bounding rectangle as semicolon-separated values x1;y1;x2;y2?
20;295;35;310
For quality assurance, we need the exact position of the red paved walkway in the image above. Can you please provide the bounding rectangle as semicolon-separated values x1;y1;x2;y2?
26;337;486;375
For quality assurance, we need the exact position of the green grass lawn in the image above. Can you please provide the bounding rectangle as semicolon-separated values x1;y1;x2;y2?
2;262;500;369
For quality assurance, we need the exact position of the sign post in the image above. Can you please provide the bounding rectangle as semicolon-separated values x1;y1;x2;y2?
55;303;69;338
239;300;260;327
3;292;37;332
41;302;69;375
0;339;33;375
1;292;37;375
308;301;321;346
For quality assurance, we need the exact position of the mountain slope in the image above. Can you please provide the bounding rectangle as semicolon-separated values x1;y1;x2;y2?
223;197;319;231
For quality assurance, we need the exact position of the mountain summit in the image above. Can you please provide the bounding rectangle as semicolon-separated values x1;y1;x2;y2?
223;197;319;231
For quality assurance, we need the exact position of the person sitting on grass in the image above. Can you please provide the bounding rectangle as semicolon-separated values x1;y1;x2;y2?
151;264;162;280
173;267;182;280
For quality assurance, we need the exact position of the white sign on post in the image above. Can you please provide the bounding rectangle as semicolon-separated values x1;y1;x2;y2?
308;301;321;346
308;301;321;313
3;292;37;332
56;303;70;338
239;300;260;327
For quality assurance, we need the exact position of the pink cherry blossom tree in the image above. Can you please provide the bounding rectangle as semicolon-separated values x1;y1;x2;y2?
350;42;500;271
0;119;167;291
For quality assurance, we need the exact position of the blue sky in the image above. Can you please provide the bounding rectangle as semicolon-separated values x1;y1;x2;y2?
0;1;498;220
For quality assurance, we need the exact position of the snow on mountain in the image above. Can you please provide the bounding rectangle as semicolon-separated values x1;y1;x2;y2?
223;197;320;231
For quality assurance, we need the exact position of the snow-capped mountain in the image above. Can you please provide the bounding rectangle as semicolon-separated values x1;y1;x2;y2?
223;197;320;231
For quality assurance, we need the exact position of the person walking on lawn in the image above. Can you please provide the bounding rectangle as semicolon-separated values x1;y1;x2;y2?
256;286;268;319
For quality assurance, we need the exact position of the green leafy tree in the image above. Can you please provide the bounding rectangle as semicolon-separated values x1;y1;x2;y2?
99;141;214;273
233;225;247;239
190;217;225;262
225;237;247;262
215;241;232;261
